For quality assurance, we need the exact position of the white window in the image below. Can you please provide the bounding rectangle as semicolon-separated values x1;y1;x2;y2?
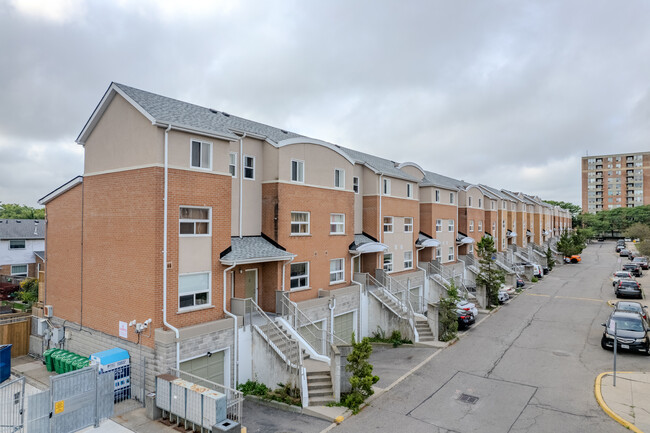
478;198;482;208
9;240;25;249
11;264;27;276
407;183;413;198
290;262;309;289
330;259;345;284
291;212;310;235
468;197;473;207
435;248;442;261
502;220;506;229
435;190;440;202
383;253;393;272
404;251;413;269
243;155;255;179
448;219;454;232
491;201;495;210
179;207;211;236
191;139;212;169
436;219;442;232
450;192;455;204
502;201;506;209
492;222;496;233
179;272;210;309
384;216;394;233
468;244;474;254
353;177;359;194
330;213;345;234
334;169;345;188
502;239;506;249
448;247;454;261
469;220;474;232
291;160;304;183
383;178;391;195
229;153;237;177
404;217;413;233
478;220;483;231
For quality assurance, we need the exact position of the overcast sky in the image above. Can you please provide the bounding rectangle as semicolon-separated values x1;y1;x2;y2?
1;0;649;208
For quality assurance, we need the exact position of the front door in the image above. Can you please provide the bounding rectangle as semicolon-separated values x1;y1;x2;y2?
245;269;258;303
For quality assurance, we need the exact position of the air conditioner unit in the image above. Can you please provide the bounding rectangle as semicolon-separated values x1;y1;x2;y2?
51;327;64;344
43;305;53;318
37;318;48;336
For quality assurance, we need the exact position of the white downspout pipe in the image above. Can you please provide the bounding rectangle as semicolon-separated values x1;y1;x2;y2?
239;133;247;238
350;253;364;338
282;257;295;292
378;174;383;270
223;263;239;386
162;124;180;369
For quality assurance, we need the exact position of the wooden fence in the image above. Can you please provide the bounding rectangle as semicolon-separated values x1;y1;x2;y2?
0;314;30;356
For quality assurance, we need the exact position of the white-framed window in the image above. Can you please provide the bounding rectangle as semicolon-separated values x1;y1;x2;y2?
468;244;474;254
491;201;495;210
10;264;27;276
436;219;442;232
291;159;304;183
435;248;442;261
179;207;211;236
330;259;345;284
407;183;413;198
478;198;482;208
290;262;309;289
291;212;310;235
404;217;413;233
435;190;440;202
448;219;454;232
179;272;211;309
384;216;394;233
478;220;483;232
383;253;393;272
450;192;455;204
502;239;506;249
492;222;496;233
353;176;359;194
330;213;345;234
383;178;391;195
404;251;413;269
334;169;345;188
229;153;237;177
502;220;505;229
468;197;473;207
243;155;255;179
502;201;506;209
190;139;212;170
9;240;25;249
448;247;454;261
469;220;474;232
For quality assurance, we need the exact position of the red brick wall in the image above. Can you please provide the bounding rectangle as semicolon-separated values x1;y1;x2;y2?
362;196;379;240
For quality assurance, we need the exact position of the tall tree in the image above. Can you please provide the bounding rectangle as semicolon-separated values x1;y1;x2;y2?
0;203;45;219
624;223;650;241
475;235;505;307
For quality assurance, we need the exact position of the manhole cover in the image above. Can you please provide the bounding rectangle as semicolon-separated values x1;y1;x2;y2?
458;393;479;404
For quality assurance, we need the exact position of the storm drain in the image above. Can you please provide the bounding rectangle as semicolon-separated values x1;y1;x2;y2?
458;393;479;404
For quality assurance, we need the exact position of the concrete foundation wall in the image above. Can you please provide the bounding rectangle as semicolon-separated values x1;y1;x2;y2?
251;329;299;389
366;295;414;342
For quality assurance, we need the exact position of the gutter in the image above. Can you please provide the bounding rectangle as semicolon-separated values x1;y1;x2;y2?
239;134;247;238
223;263;239;387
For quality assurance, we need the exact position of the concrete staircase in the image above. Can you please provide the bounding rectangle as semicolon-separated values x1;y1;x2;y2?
415;319;435;343
305;360;335;406
368;287;406;318
258;322;302;367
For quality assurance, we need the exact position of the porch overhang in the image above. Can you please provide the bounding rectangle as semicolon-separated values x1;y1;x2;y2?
349;233;388;254
507;230;517;238
220;236;296;265
416;232;440;248
456;232;475;245
526;230;534;237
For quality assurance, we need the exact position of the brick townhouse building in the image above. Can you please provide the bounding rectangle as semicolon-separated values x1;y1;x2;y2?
37;82;572;405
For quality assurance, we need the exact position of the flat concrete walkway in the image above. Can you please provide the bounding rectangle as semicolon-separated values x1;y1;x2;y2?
598;372;650;433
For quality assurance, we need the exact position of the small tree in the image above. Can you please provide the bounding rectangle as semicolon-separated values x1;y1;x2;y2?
545;247;556;271
475;235;505;307
344;333;379;414
17;278;38;304
637;240;650;257
439;280;460;341
625;223;650;242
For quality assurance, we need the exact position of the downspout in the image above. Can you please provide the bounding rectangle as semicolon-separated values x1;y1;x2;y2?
282;257;295;292
378;174;383;270
328;296;337;344
223;263;239;386
162;124;180;369
239;133;247;238
416;246;428;304
350;253;363;338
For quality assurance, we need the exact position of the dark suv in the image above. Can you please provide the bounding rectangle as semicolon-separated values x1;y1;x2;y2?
615;280;643;299
623;262;642;277
601;311;650;355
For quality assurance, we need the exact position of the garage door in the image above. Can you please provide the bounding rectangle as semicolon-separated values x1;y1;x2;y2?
334;311;355;343
299;322;323;353
180;350;225;386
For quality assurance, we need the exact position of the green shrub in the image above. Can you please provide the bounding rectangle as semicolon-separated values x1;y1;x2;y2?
531;276;539;283
439;281;460;342
343;333;379;414
237;380;268;397
17;278;38;304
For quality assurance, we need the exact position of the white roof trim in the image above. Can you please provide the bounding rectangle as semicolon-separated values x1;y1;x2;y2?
38;176;83;205
276;137;355;165
396;161;426;177
419;239;441;248
351;242;389;254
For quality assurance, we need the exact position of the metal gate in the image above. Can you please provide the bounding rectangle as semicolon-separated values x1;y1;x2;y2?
0;376;25;433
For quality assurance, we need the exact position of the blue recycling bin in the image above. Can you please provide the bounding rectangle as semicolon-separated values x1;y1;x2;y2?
0;344;11;382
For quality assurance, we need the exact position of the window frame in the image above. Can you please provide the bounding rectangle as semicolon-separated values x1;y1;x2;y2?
179;206;211;237
448;246;454;261
469;220;474;232
290;262;310;290
383;253;393;272
329;258;345;284
178;271;212;311
435;247;442;262
330;213;345;235
353;176;359;194
10;264;28;276
404;251;413;270
468;197;473;207
435;190;440;203
334;168;345;189
449;192;455;204
436;219;442;232
290;211;310;236
478;220;483;232
448;219;454;232
404;217;413;233
383;178;391;196
383;216;394;233
243;155;255;180
190;139;212;170
228;153;237;178
407;183;413;198
9;240;26;249
291;159;304;183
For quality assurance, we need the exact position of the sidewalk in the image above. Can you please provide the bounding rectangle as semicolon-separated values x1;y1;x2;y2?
596;372;650;433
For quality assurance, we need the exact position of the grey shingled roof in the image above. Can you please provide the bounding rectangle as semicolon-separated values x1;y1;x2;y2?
421;170;465;190
0;219;45;240
478;184;510;200
220;236;294;264
114;83;304;143
34;251;45;260
337;146;420;182
350;233;380;251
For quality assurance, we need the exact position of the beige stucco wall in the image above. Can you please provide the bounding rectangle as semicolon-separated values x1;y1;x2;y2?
353;164;364;233
84;93;163;174
383;217;415;273
362;167;379;195
398;164;425;181
167;129;231;174
179;237;212;273
277;143;354;190
462;186;485;209
420;186;456;205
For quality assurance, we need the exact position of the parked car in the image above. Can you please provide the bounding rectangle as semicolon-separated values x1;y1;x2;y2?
633;256;649;270
615;280;643;299
614;301;649;324
564;255;581;263
456;299;478;318
601;311;650;355
532;264;543;278
620;249;631;257
500;283;516;297
498;290;509;304
457;309;475;329
612;271;635;287
622;262;643;277
516;277;525;288
616;245;625;253
597;237;605;242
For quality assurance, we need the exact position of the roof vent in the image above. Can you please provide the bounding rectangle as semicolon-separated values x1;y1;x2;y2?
222;112;230;117
16;220;21;223
280;129;288;134
209;108;218;114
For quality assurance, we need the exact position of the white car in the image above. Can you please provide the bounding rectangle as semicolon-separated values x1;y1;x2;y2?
532;264;543;278
456;299;478;318
612;271;634;287
498;290;509;304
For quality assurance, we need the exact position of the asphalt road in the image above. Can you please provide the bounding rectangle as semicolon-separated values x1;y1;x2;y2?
332;241;647;433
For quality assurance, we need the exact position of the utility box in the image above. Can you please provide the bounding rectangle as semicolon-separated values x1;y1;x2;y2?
50;327;64;344
212;419;240;432
90;348;131;402
43;305;53;318
36;319;48;336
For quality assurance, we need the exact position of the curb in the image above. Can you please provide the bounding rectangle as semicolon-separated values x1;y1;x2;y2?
594;372;643;433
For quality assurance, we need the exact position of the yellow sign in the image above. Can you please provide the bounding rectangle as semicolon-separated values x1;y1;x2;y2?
54;400;64;414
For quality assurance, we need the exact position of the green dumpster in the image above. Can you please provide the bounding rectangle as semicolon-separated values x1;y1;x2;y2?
43;348;59;372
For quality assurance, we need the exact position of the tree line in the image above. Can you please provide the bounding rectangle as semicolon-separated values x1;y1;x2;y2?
0;203;45;219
